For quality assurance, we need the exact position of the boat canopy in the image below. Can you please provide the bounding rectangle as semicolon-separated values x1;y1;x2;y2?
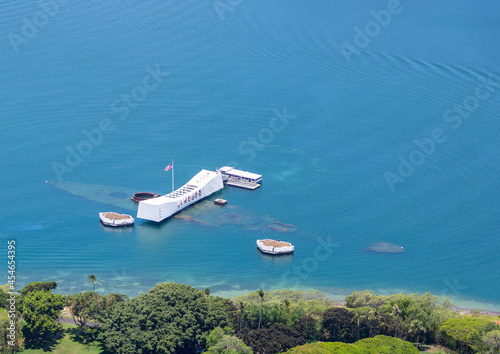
219;166;262;182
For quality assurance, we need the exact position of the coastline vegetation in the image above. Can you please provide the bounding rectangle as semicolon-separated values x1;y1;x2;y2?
0;281;499;353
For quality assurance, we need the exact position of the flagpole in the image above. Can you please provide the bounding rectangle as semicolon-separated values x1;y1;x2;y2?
171;159;174;193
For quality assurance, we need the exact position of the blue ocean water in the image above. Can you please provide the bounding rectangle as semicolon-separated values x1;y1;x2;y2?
1;1;499;310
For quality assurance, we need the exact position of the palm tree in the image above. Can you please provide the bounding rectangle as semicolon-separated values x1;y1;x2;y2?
239;302;245;332
352;307;370;341
258;289;265;329
282;299;291;326
86;274;101;292
352;312;361;341
392;304;401;338
409;319;426;344
367;307;381;338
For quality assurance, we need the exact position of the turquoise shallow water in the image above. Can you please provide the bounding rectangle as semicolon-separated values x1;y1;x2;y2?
1;1;500;310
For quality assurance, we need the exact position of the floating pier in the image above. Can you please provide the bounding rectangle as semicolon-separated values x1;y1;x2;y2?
99;212;134;227
214;198;227;206
257;239;294;255
225;179;260;190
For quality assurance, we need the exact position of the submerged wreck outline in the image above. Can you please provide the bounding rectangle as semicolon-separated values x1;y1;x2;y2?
49;181;297;232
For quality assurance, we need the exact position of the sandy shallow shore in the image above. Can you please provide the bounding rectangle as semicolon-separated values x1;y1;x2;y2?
453;307;500;317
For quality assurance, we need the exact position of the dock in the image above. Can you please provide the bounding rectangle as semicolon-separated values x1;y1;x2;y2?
225;179;260;190
214;198;227;205
257;239;294;255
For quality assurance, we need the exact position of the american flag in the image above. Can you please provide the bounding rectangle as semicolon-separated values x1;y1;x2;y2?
164;162;173;172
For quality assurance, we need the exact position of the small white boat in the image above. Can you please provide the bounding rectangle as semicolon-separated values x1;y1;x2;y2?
257;239;294;255
218;166;262;183
99;212;134;227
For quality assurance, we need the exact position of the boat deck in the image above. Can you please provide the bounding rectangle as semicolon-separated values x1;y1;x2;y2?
259;239;292;248
101;212;132;220
219;166;262;182
225;180;260;190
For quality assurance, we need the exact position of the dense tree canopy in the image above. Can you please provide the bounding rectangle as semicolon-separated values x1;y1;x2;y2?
206;327;253;354
233;290;337;331
19;290;64;345
0;318;24;352
479;329;500;353
294;314;321;342
0;288;9;309
345;290;387;309
323;308;354;342
5;281;496;353
238;323;306;353
68;291;104;330
438;317;500;353
286;335;419;353
19;281;57;295
98;282;234;353
354;335;419;353
344;291;454;344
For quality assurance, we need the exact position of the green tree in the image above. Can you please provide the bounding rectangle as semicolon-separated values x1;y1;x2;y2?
367;307;383;338
98;282;233;353
345;290;387;309
378;293;453;343
285;342;333;353
391;304;402;338
68;291;103;332
294;314;320;342
206;327;253;354
400;293;453;343
352;334;419;353
258;289;265;329
239;323;306;353
352;306;371;341
0;288;9;309
86;274;101;292
233;289;336;330
480;329;500;353
345;291;453;344
19;290;64;347
103;293;127;307
408;319;426;344
0;317;24;352
288;335;419;353
19;281;57;295
239;302;245;332
438;317;500;353
323;307;354;342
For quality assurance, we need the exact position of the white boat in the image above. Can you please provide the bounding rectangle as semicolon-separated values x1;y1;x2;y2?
99;212;134;227
257;239;294;255
137;169;224;222
218;166;262;183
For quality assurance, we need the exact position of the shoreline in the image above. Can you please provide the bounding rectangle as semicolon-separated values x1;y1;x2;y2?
20;277;500;314
211;286;500;314
452;307;500;317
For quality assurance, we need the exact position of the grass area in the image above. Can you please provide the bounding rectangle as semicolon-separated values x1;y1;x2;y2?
21;324;108;354
418;344;456;353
